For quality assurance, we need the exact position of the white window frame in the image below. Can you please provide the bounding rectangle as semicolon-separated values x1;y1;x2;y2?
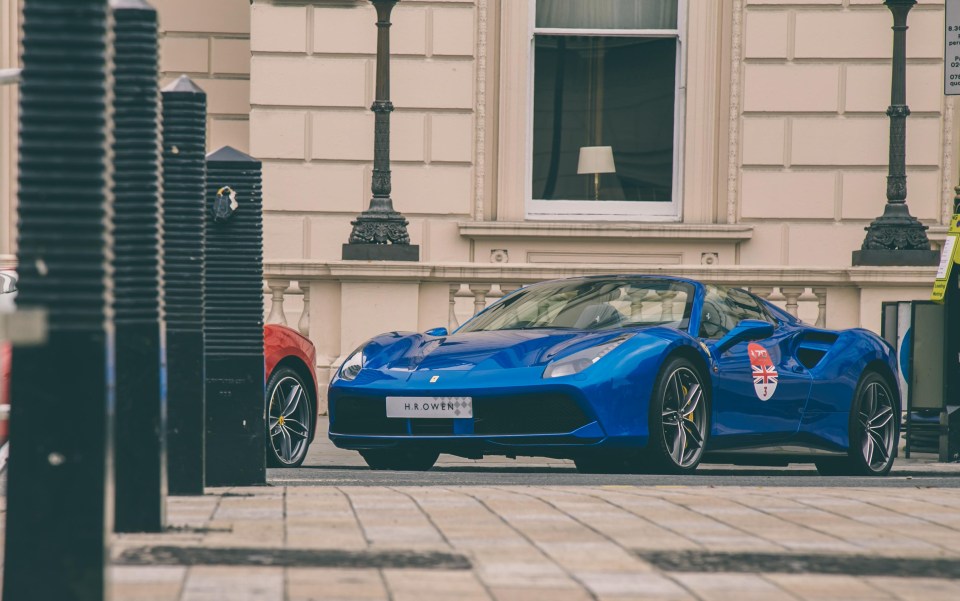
525;0;687;222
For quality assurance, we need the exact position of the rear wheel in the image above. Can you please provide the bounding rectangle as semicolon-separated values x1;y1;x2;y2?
646;357;709;474
266;367;313;468
360;449;439;471
815;371;897;477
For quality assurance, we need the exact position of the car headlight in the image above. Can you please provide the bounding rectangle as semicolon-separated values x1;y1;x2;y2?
542;335;631;379
339;346;366;381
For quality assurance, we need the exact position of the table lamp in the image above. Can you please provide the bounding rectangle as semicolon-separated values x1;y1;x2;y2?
577;145;616;201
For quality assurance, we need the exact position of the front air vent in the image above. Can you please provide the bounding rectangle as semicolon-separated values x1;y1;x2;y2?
796;331;839;370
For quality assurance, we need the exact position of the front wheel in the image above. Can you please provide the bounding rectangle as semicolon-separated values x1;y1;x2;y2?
816;371;897;477
266;367;313;468
360;449;439;471
646;357;710;474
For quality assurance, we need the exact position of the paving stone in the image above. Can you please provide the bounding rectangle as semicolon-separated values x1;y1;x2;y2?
286;567;387;601
766;573;898;601
865;577;960;601
576;571;689;597
180;566;284;601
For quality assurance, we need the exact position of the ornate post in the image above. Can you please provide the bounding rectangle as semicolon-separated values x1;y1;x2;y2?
853;0;939;266
342;0;419;262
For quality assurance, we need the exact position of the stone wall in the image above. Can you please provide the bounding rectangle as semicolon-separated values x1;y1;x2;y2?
249;0;478;264
736;0;951;266
154;0;251;153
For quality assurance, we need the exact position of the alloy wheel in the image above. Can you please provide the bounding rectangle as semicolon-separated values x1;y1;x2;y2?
268;375;310;465
859;380;895;472
660;366;706;468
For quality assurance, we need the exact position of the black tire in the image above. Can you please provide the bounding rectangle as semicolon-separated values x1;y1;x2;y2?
815;370;897;477
266;367;313;468
646;356;710;474
360;449;439;471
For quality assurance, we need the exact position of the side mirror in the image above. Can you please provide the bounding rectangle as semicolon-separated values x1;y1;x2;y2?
425;327;448;337
711;319;774;355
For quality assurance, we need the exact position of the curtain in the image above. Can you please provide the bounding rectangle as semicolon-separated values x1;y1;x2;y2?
536;0;678;30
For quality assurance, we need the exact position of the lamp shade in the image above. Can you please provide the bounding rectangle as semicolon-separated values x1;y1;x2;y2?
577;146;616;175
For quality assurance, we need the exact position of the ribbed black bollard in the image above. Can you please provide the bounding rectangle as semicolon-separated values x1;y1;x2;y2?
204;146;266;486
161;76;207;495
2;1;114;599
111;0;166;533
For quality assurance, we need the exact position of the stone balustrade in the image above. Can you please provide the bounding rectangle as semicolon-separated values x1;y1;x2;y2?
261;261;937;412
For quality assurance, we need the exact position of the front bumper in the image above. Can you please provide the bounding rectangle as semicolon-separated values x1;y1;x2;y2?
327;367;653;458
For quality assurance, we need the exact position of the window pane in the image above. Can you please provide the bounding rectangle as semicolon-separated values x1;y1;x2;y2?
699;287;770;339
532;35;676;202
536;0;678;30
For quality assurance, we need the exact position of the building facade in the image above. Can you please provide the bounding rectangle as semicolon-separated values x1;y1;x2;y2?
1;0;954;409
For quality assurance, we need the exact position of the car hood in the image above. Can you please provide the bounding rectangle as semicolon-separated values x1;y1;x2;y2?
363;328;657;374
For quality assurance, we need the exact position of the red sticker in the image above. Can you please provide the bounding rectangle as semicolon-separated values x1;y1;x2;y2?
748;342;778;401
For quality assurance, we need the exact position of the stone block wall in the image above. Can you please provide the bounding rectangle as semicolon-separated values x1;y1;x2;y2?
736;0;950;266
249;0;477;264
154;0;251;153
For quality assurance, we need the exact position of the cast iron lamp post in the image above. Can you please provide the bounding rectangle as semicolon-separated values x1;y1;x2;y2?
343;0;419;261
853;0;939;266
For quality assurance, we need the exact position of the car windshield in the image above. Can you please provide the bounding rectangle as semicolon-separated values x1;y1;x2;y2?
458;278;694;333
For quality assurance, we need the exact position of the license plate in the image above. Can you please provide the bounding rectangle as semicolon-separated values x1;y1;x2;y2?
386;396;473;419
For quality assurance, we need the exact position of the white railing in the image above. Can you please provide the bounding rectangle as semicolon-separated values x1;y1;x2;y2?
262;260;937;336
262;261;937;411
263;278;310;336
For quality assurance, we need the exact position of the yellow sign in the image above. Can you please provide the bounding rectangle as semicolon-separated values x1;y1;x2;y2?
932;214;960;303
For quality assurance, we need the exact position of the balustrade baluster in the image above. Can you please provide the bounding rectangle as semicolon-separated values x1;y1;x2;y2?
813;288;827;328
657;290;679;322
448;284;461;330
266;279;289;326
469;283;492;315
500;283;522;297
780;287;805;318
298;282;311;336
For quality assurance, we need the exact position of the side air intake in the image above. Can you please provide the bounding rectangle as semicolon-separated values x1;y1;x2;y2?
796;331;839;370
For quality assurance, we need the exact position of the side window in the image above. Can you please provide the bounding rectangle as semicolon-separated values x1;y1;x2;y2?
699;286;729;339
699;287;770;339
726;289;768;325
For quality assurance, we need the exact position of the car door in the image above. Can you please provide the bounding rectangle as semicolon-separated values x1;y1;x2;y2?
700;287;812;446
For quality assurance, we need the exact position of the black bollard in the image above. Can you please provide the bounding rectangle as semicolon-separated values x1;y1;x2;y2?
161;76;207;495
2;0;114;599
111;0;167;533
204;146;266;486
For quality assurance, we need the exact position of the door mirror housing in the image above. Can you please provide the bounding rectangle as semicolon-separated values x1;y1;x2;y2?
425;327;448;337
711;319;774;355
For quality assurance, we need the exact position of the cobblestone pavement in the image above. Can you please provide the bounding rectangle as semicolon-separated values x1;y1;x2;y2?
107;482;960;601
4;423;960;600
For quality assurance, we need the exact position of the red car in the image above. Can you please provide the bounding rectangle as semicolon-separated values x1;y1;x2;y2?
264;323;319;467
0;319;318;469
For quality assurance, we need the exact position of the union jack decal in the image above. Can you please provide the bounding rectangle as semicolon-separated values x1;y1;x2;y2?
752;364;778;386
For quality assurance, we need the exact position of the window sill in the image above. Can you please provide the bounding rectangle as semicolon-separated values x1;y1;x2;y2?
458;221;754;242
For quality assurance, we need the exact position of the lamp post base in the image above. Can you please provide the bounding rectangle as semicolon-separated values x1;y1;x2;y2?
852;203;939;266
342;243;420;262
852;248;939;266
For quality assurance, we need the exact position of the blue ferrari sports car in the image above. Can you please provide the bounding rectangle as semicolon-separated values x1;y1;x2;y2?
328;276;899;476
